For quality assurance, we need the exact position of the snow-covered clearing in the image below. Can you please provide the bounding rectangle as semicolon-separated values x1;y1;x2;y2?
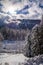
0;53;28;65
0;53;43;65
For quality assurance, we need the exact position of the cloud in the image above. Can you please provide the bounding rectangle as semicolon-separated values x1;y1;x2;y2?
0;0;23;14
0;0;43;20
16;5;29;14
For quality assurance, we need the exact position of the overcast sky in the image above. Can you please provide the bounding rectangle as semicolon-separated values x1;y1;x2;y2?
0;0;43;20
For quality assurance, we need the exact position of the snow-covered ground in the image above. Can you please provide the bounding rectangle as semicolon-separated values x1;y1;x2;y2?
0;53;43;65
0;53;28;65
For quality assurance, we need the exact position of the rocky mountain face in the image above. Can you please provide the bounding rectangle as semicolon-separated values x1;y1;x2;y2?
0;18;41;29
24;24;43;57
0;19;40;41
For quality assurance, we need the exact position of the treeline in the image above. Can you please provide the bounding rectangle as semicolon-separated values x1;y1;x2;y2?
0;26;29;41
